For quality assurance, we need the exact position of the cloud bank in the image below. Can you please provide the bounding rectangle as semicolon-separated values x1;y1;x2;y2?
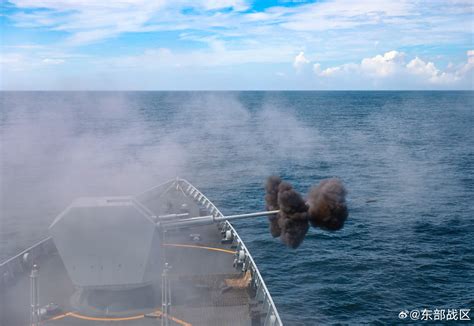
1;0;472;89
307;50;474;89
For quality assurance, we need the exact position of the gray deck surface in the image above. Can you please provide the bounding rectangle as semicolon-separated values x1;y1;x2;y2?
1;186;257;326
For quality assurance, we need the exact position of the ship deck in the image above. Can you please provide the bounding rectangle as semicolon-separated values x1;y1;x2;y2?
1;179;279;326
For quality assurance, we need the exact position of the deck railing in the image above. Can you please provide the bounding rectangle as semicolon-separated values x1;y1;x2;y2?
0;237;55;289
177;178;283;326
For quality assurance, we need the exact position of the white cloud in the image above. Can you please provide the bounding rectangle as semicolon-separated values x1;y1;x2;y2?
5;44;44;50
42;58;65;65
406;57;458;84
67;29;120;46
457;50;474;76
5;0;473;75
203;0;248;11
318;63;358;77
9;1;166;45
3;1;473;89
282;0;415;31
111;45;296;68
319;66;341;77
293;51;310;70
313;50;472;87
1;51;79;74
0;53;29;72
360;50;405;77
467;50;474;63
312;63;321;74
313;50;406;78
8;0;256;46
0;53;24;65
406;57;437;76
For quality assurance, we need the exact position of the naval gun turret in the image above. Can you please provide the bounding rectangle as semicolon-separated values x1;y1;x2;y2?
49;176;347;288
48;197;279;291
48;176;348;315
49;196;161;290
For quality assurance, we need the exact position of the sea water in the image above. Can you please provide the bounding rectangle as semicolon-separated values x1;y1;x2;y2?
0;91;473;324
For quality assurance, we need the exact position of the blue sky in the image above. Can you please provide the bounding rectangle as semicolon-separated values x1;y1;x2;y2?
0;0;473;90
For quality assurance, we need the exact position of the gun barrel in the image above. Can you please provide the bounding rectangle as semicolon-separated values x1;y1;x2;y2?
161;210;279;229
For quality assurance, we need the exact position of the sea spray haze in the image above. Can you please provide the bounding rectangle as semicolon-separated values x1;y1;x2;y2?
0;91;317;258
1;91;473;324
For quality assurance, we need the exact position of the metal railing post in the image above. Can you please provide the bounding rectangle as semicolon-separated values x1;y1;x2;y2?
161;263;170;326
30;264;39;326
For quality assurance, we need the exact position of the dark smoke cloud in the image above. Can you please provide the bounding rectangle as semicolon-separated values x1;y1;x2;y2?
278;217;309;249
265;176;281;211
276;181;309;249
277;182;308;221
307;178;348;231
265;176;282;237
264;176;349;248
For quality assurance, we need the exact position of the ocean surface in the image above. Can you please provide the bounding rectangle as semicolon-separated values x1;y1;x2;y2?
1;91;473;324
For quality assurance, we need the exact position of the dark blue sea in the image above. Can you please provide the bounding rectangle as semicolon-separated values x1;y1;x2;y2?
1;91;473;324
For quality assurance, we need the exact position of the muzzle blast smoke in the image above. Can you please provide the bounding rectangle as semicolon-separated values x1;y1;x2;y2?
264;176;348;248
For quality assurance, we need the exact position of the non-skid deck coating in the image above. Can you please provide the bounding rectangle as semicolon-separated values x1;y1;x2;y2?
1;185;259;326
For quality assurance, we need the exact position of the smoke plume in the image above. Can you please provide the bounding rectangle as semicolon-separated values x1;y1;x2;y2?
265;176;348;248
265;177;311;248
277;182;308;220
307;178;348;231
264;176;282;237
277;182;310;248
